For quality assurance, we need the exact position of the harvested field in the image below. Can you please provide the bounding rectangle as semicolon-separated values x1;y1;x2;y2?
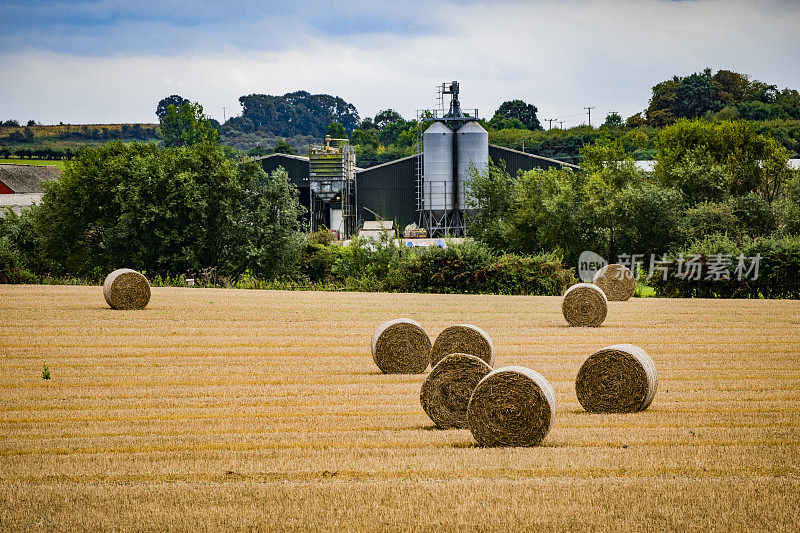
1;285;799;531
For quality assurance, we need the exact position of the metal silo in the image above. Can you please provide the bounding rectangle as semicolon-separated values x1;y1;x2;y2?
456;121;488;211
422;121;453;216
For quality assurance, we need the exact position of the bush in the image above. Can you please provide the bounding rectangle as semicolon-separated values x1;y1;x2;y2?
727;193;776;238
683;201;741;241
332;235;401;282
649;234;800;298
475;253;576;295
0;235;36;283
383;241;574;295
387;240;494;294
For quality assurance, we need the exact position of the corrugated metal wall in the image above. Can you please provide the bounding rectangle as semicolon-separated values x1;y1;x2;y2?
255;149;578;231
356;155;418;229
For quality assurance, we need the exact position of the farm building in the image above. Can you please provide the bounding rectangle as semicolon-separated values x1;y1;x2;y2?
256;145;577;235
0;164;61;215
257;81;579;238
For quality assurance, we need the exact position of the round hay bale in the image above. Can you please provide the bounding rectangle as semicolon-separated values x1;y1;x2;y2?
575;344;658;413
371;318;431;374
420;353;493;429
561;283;607;327
467;366;556;447
103;269;151;310
430;324;493;367
593;263;636;301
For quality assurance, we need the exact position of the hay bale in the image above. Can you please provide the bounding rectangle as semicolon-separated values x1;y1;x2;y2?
371;318;431;374
575;344;658;413
467;366;556;447
420;353;493;429
103;269;151;310
593;263;636;301
430;324;493;367
561;283;607;327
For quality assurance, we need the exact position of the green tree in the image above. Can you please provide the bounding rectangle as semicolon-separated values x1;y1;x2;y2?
488;115;526;130
160;102;219;148
675;72;718;118
155;94;189;119
232;166;306;278
712;70;751;105
614;183;686;257
238;91;360;137
646;77;681;126
625;112;646;128
350;128;380;148
379;119;417;147
655;119;791;203
248;145;268;157
492;100;542;131
374;109;403;129
31;141;305;280
602;113;623;128
579;142;644;259
465;161;516;250
776;169;800;235
326;121;347;139
272;139;297;155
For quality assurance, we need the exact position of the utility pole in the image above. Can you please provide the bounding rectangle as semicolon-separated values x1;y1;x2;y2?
546;118;556;130
222;106;227;123
584;106;595;127
558;120;564;129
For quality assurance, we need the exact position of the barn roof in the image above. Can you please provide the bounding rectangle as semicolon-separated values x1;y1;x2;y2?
251;153;310;163
488;144;581;170
0;193;44;215
0;164;61;193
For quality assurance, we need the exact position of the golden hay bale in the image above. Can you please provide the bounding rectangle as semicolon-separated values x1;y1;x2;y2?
593;263;636;301
371;318;431;374
103;269;151;310
575;344;658;413
430;324;493;367
420;353;493;429
467;366;556;447
561;283;607;327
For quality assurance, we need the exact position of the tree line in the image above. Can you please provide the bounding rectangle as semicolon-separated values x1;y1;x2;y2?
0;103;306;283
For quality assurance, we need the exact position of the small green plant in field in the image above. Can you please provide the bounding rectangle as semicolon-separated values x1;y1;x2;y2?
41;364;51;380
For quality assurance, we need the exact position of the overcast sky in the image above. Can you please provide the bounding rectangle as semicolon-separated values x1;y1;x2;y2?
1;0;798;127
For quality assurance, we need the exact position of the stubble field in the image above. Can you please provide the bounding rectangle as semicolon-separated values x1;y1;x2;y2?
1;284;799;531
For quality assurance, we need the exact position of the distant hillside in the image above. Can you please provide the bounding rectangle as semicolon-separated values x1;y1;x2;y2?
0;123;161;160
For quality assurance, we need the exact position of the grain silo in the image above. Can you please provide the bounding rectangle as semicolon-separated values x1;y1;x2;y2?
422;121;454;220
418;81;487;236
456;121;489;213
